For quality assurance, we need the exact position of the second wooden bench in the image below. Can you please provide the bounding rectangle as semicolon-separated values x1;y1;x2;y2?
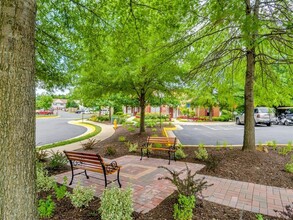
140;136;177;164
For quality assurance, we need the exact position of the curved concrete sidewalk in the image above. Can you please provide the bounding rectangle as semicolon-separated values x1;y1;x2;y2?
49;121;115;154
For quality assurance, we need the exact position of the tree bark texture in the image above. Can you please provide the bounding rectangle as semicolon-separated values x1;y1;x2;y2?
242;0;258;151
139;92;146;133
242;50;256;150
0;1;37;219
209;106;213;121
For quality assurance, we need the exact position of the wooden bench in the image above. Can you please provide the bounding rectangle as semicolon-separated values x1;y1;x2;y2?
140;136;177;164
64;150;122;188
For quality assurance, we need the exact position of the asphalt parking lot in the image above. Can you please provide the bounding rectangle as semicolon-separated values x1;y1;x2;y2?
173;124;293;145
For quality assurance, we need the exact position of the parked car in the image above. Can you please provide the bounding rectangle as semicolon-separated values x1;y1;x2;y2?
36;109;54;115
235;107;275;126
283;114;293;126
75;110;84;114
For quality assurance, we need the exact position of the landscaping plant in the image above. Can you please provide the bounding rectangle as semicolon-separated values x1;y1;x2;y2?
127;126;135;132
36;165;55;192
81;138;100;150
48;150;68;170
105;146;117;156
195;144;208;160
53;176;68;201
126;142;138;153
205;154;221;172
173;194;195;220
66;183;95;209
175;144;187;160
99;187;133;220
36;149;48;162
285;156;293;173
38;196;56;218
118;136;126;142
158;164;212;197
255;213;264;220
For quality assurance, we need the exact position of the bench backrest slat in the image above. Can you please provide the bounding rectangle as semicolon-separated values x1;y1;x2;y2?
64;150;104;165
147;136;176;146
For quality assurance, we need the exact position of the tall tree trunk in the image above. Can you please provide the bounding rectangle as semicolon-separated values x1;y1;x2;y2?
209;106;213;121
242;0;259;151
0;0;37;219
108;106;111;122
242;50;255;150
139;92;146;133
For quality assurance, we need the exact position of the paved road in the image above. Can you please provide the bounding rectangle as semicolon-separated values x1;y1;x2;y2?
36;111;91;146
174;124;293;145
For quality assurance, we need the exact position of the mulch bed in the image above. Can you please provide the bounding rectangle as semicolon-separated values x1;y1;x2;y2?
42;124;292;219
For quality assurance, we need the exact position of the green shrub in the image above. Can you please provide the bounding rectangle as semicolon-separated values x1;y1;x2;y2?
126;142;138;153
278;146;291;156
159;165;212;197
127;126;135;132
118;136;126;142
36;165;55;192
135;122;141;128
48;150;68;170
66;183;95;208
175;145;187;159
53;176;68;201
151;128;157;132
267;141;273;147
285;162;293;173
195;144;208;160
255;213;264;220
287;141;292;152
222;141;228;148
82;138;99;150
205;154;221;172
145;120;157;128
174;194;195;220
105;146;116;156
271;140;277;150
38;196;55;218
89;115;98;122
99;187;133;220
36;149;48;162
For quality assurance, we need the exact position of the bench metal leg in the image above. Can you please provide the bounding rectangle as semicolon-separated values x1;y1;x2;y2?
173;151;176;162
168;151;171;165
103;172;108;188
117;168;122;188
69;160;74;185
84;170;89;179
140;148;143;160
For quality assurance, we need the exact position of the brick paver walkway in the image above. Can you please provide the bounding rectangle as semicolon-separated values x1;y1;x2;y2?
55;155;293;217
198;175;293;217
55;155;204;213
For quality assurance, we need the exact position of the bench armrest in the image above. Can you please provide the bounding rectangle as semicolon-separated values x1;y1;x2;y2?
141;142;148;148
104;161;120;173
169;145;177;151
